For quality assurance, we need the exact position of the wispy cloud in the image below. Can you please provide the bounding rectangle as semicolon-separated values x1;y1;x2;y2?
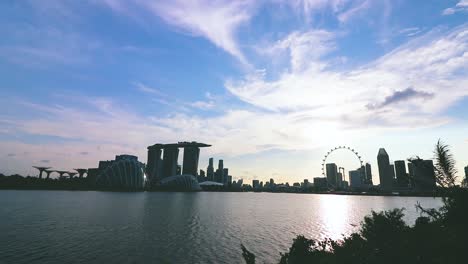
227;25;468;128
442;0;468;15
101;0;255;64
366;88;434;110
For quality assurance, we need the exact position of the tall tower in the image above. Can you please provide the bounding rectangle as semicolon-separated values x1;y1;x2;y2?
365;163;373;185
207;158;214;181
326;163;338;188
394;160;408;188
147;144;163;185
377;148;393;191
182;146;200;176
162;146;179;178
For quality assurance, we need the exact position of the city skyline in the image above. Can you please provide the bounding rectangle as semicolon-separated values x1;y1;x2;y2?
1;1;468;183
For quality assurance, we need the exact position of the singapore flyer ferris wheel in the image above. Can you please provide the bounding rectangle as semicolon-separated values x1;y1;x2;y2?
321;146;364;184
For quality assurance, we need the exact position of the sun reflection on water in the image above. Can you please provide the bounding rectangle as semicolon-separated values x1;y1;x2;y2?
317;195;351;240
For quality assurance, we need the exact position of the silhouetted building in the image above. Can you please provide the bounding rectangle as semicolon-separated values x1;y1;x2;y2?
394;160;409;188
389;164;396;182
252;180;260;189
182;146;200;176
337;172;343;188
146;144;163;186
147;142;211;187
207;158;214;181
162;146;179;178
364;163;373;185
411;159;436;192
349;170;361;188
464;166;468;181
159;174;201;191
408;162;415;187
377;148;393;191
227;175;232;186
270;178;274;185
313;177;327;189
326;163;338;188
223;168;229;184
95;155;145;190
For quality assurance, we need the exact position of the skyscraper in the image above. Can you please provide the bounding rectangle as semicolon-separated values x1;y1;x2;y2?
207;158;214;181
377;148;393;191
223;168;229;184
349;170;361;188
365;163;373;185
326;163;338;188
411;159;436;191
394;160;409;188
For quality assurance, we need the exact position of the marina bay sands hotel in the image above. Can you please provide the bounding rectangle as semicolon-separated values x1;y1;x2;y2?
146;141;211;186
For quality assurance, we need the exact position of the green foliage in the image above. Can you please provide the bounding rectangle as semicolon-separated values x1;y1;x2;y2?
433;139;457;188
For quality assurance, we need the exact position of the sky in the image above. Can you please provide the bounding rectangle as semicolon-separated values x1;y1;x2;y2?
1;0;468;184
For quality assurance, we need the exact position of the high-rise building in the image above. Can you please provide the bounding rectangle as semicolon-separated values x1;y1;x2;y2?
252;180;260;189
390;164;396;180
365;163;373;185
349;170;361;188
162;147;179;178
313;177;327;189
326;163;338;188
207;158;214;181
377;148;393;191
270;178;274;185
394;160;409;188
408;162;415;188
337;172;343;188
411;159;436;191
182;146;200;176
223;168;229;184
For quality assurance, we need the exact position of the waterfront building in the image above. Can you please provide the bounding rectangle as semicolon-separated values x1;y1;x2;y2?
326;163;338;188
377;148;393;191
223;168;229;184
394;160;409;188
349;170;361;188
337;172;343;188
252;180;260;189
159;174;201;191
146;142;211;188
313;177;327;189
207;158;214;181
365;163;373;185
95;154;145;190
411;159;436;191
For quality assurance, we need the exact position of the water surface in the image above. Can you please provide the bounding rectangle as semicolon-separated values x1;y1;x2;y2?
0;191;442;263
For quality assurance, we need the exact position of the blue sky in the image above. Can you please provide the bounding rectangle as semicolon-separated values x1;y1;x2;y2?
1;0;467;184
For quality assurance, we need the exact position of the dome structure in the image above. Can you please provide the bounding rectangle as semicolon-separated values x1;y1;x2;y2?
95;155;145;190
159;174;201;191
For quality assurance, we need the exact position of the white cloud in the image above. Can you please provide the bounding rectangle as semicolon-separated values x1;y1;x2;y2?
101;0;255;64
227;25;468;128
262;30;336;72
442;0;468;15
